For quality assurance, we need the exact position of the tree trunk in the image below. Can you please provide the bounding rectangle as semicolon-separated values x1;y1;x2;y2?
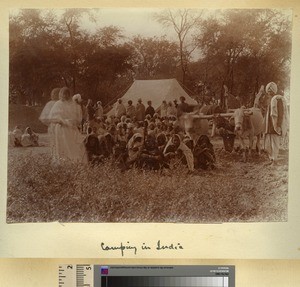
230;64;234;93
220;81;224;109
66;20;77;93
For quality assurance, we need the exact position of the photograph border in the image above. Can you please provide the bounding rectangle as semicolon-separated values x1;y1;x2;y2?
1;0;300;259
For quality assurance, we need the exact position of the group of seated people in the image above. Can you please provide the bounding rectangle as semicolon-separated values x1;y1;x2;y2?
83;111;216;172
10;126;39;147
9;96;216;172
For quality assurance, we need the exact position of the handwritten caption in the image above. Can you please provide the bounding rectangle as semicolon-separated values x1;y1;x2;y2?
100;240;184;257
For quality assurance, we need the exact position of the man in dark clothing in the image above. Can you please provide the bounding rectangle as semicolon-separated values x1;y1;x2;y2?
177;96;189;117
145;100;155;118
84;133;103;164
86;99;95;121
173;99;178;108
203;85;214;105
136;98;146;121
139;135;165;170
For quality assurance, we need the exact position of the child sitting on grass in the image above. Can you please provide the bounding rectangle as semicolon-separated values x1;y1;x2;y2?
11;126;23;147
21;127;39;147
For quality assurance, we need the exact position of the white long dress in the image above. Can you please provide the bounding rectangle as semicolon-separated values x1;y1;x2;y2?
39;100;57;125
48;99;87;163
39;100;57;155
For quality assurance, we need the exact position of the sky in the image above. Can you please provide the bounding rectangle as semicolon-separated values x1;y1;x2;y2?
11;8;292;42
85;8;175;39
68;8;292;39
10;7;182;40
10;7;292;67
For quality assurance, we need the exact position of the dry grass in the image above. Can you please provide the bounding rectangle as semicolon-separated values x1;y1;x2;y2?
6;138;288;223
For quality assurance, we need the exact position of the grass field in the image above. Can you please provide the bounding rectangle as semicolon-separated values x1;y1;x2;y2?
6;133;288;223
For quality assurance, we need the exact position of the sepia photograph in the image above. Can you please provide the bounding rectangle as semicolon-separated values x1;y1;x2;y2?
7;8;291;223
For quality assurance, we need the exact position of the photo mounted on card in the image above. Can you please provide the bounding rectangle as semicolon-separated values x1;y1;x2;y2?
7;7;291;224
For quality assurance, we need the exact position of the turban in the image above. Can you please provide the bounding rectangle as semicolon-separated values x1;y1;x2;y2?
116;122;123;129
72;94;82;103
127;123;134;129
266;82;278;94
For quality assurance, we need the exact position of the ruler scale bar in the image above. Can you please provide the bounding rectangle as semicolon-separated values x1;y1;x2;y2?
59;264;93;287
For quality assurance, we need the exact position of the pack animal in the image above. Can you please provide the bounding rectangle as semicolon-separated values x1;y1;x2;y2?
232;107;264;161
179;113;209;143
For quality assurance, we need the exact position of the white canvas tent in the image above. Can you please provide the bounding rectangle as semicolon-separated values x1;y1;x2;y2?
107;79;197;115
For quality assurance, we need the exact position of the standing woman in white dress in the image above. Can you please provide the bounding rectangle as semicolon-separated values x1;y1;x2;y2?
39;87;60;155
48;87;87;163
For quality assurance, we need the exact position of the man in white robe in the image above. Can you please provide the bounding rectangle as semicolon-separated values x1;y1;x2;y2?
95;101;104;119
114;99;126;118
264;82;289;165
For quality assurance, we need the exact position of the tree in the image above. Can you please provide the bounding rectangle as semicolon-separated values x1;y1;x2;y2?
9;9;64;105
130;35;179;79
77;25;133;104
195;9;292;105
81;43;133;104
9;9;134;106
93;25;124;48
154;9;203;85
58;9;93;92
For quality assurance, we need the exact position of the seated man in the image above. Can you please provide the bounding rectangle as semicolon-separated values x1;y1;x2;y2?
139;135;166;170
156;132;167;153
98;131;115;158
84;133;103;164
193;135;216;170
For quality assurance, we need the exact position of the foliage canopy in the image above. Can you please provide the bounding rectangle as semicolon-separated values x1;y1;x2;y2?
9;8;291;107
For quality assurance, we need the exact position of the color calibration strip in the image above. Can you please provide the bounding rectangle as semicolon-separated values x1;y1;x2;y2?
101;276;229;287
58;265;234;287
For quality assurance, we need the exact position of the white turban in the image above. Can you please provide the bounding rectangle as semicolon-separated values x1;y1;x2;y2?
266;82;278;94
72;94;82;103
116;122;123;129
